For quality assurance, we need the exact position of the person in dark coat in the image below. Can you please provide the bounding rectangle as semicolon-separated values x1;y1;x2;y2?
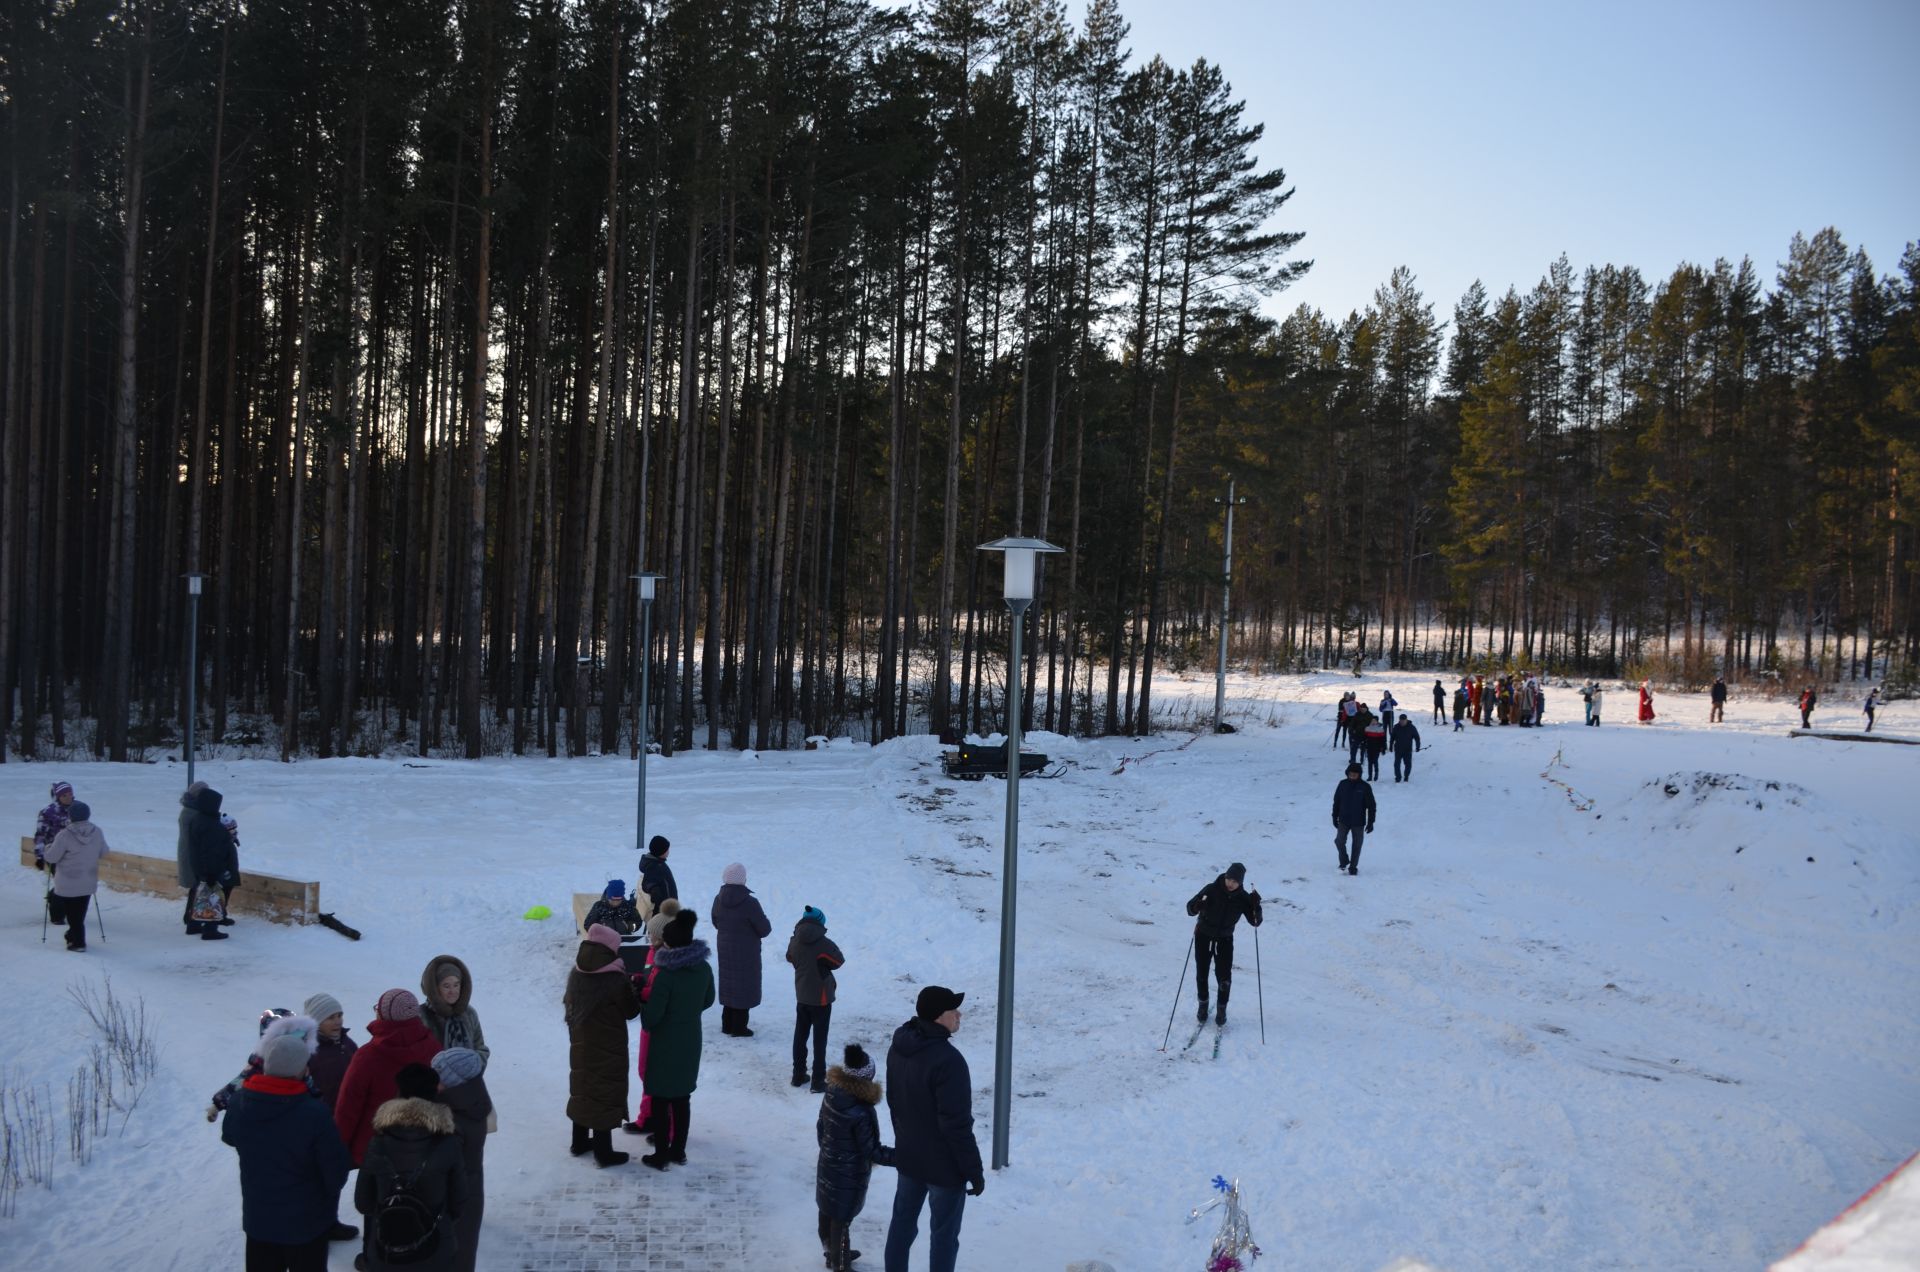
43;801;108;951
1360;714;1388;781
184;784;238;940
787;905;846;1092
1346;702;1372;767
564;924;641;1167
817;1043;895;1272
1389;714;1422;783
1710;676;1727;723
356;1066;468;1272
33;779;74;869
1184;863;1263;1026
583;879;642;936
1453;682;1469;732
336;990;443;1167
638;834;677;920
883;986;983;1272
420;954;490;1068
222;1033;352;1272
300;993;358;1110
711;862;772;1037
430;1048;492;1272
1332;761;1376;876
1798;684;1817;729
173;781;208;932
1431;679;1446;724
638;909;715;1169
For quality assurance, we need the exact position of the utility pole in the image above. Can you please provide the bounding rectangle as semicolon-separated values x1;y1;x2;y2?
1212;478;1247;735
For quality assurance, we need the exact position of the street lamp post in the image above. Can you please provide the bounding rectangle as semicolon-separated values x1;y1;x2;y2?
632;573;664;851
978;535;1062;1172
1212;479;1248;735
184;574;207;788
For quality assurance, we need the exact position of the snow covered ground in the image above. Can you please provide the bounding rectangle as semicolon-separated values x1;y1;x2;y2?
1;674;1915;1270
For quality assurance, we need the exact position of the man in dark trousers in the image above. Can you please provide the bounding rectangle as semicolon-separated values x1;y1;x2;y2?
884;986;983;1272
1389;713;1422;783
1332;762;1376;876
1431;679;1446;724
1710;676;1727;723
1184;863;1263;1025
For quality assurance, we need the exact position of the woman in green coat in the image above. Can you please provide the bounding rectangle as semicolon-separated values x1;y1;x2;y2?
638;908;715;1169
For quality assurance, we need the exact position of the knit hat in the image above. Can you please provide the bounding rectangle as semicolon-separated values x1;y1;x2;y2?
648;834;671;857
585;924;623;957
661;909;697;949
916;985;965;1021
260;1014;320;1056
394;1062;439;1102
261;1034;312;1079
722;862;747;886
803;905;826;927
1224;862;1247;884
1345;762;1361;776
50;781;73;800
68;801;91;822
842;1043;875;1081
646;897;683;944
431;1047;485;1089
604;879;627;899
375;988;420;1022
303;993;344;1024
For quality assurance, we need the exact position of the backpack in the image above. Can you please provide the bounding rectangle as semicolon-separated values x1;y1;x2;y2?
372;1164;441;1265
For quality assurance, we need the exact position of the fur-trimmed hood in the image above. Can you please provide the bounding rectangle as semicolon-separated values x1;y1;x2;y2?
371;1096;455;1136
421;953;474;1016
824;1066;881;1106
650;938;710;971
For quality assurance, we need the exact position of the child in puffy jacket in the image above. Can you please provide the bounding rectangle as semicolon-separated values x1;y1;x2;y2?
815;1044;894;1271
209;1011;321;1120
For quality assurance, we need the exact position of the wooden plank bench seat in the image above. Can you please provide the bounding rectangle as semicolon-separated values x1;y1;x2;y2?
20;835;320;926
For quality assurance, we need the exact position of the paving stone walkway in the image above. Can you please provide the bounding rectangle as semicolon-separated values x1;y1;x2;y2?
492;1155;761;1270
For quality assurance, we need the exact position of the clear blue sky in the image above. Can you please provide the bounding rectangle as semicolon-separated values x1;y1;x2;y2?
1115;0;1920;324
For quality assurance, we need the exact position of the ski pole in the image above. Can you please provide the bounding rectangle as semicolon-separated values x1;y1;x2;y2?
1254;923;1266;1045
93;888;106;943
41;869;50;944
1161;933;1195;1050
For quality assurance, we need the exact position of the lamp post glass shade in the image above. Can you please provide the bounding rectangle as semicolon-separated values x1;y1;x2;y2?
632;571;663;601
978;536;1062;603
185;573;206;596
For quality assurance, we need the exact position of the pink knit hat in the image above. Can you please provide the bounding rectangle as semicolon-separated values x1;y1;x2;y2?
586;924;622;955
722;862;747;886
375;988;420;1022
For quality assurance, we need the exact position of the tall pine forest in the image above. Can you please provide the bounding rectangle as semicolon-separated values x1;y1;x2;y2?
0;0;1916;763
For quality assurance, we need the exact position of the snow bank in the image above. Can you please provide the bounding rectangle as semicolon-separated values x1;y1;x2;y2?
1772;1152;1920;1271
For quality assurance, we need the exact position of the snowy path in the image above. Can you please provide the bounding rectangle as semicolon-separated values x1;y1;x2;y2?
0;675;1914;1270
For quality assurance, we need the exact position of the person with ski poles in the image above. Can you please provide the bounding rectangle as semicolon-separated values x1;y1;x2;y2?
1864;686;1880;732
1184;863;1263;1026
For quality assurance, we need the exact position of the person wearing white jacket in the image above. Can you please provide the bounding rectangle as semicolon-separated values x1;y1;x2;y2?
44;801;109;951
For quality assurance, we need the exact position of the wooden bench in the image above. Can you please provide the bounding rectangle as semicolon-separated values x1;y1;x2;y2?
1788;729;1919;746
20;835;320;926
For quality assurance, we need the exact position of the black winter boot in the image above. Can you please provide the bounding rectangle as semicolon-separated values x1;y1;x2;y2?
1215;1000;1227;1026
1195;999;1208;1023
570;1122;592;1157
592;1126;629;1167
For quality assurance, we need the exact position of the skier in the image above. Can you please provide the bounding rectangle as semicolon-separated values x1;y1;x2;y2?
1333;692;1353;750
33;779;75;870
1332;761;1376;876
1798;684;1818;729
1389;714;1423;783
1710;676;1727;724
1378;689;1398;726
1864;686;1880;732
1360;712;1388;781
43;801;108;951
1431;680;1446;724
1638;680;1656;723
1184;863;1263;1026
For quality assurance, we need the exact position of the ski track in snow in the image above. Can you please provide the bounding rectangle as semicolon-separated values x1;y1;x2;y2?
0;675;1915;1270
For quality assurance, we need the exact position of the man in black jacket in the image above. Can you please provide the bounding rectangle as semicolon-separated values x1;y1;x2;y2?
185;785;238;940
1184;863;1263;1026
1389;714;1422;783
639;835;677;918
884;986;982;1272
1332;762;1376;876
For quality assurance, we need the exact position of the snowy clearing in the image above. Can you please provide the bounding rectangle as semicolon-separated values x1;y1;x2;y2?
1;674;1915;1270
